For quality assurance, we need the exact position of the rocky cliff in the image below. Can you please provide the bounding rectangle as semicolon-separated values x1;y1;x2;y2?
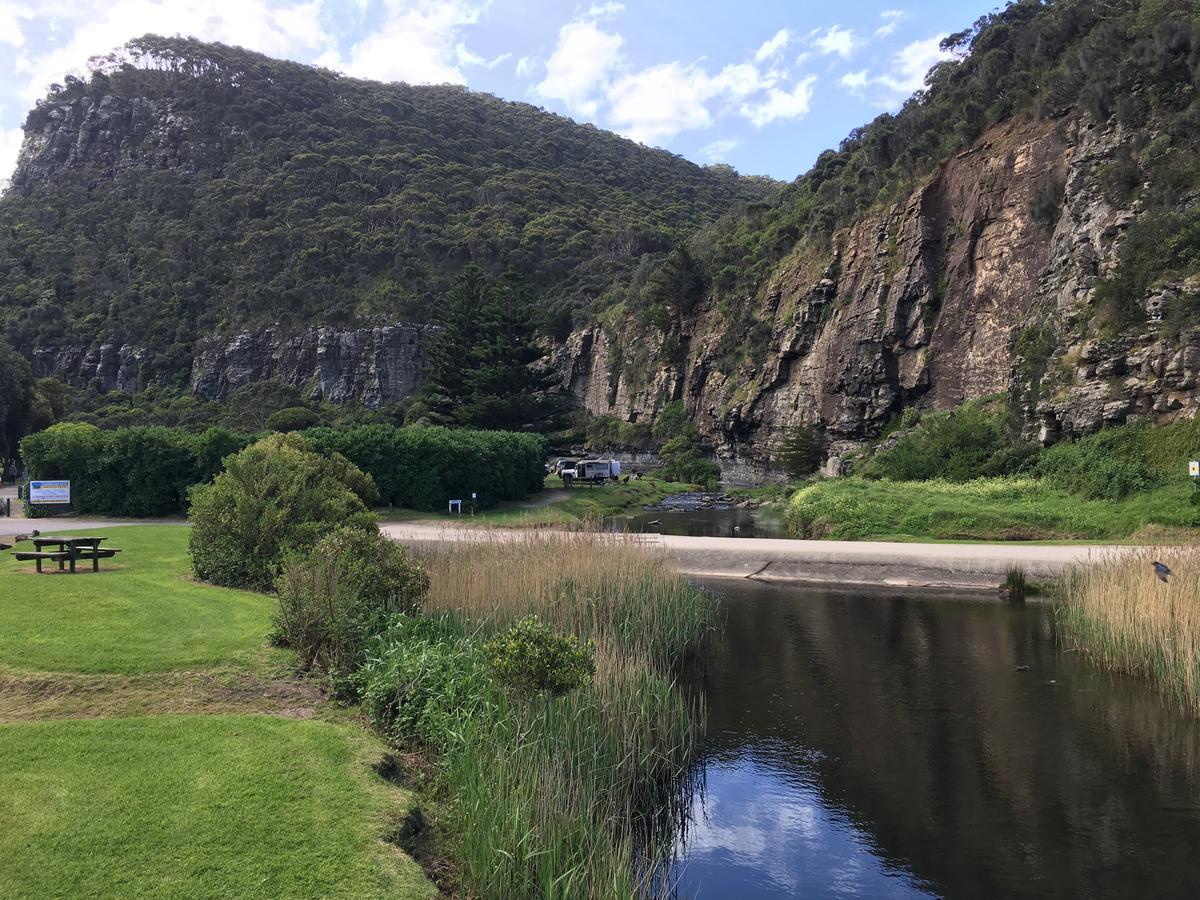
557;113;1200;478
26;111;1194;481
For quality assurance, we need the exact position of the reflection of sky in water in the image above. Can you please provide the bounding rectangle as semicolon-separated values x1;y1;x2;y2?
673;748;938;899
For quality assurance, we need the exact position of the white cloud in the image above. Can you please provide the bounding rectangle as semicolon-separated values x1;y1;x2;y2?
515;54;537;78
607;62;716;144
456;42;509;70
700;137;740;163
838;33;954;104
741;74;816;128
0;126;23;192
839;69;868;89
586;1;624;18
607;60;764;145
317;0;486;85
877;33;952;94
535;19;623;117
754;28;789;64
874;8;904;39
0;2;32;48
813;25;859;59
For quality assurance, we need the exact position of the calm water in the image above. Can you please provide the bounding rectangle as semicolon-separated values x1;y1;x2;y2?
671;580;1200;899
614;506;790;539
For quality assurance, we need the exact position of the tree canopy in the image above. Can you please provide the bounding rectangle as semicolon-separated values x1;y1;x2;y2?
0;34;773;380
416;266;568;431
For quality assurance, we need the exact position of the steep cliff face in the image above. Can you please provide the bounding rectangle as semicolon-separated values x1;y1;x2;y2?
557;113;1197;477
188;325;432;406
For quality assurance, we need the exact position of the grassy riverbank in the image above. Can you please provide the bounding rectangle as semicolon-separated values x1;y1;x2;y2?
1058;548;1200;715
361;534;720;896
0;525;434;898
382;475;695;528
787;411;1200;543
787;477;1200;542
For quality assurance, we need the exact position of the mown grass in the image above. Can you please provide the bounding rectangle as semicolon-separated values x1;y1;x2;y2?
359;533;719;898
787;477;1200;542
0;525;274;673
1058;547;1200;714
0;714;434;899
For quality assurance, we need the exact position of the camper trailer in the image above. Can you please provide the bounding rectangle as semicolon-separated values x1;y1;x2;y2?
574;459;621;484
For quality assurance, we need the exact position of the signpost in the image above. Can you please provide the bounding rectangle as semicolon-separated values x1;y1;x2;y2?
449;499;462;514
29;480;71;505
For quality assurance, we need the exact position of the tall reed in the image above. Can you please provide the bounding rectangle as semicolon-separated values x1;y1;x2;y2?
1058;547;1200;713
422;531;719;664
362;532;719;897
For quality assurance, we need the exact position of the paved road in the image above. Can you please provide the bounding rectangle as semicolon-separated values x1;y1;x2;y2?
379;521;1135;592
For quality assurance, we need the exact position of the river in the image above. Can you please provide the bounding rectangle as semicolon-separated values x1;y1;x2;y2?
670;579;1200;899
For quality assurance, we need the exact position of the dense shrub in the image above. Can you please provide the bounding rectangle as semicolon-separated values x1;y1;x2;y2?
861;404;1036;482
20;423;253;516
273;527;428;673
357;615;497;751
657;436;721;489
266;406;321;433
482;616;595;697
1036;425;1165;500
188;433;378;589
304;424;546;511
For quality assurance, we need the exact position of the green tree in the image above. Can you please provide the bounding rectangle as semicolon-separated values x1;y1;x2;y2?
421;267;568;431
0;341;34;460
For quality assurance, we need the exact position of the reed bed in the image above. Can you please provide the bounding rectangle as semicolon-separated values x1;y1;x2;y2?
360;532;719;898
1058;547;1200;714
422;531;719;665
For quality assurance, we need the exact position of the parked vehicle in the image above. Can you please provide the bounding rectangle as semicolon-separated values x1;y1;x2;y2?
575;459;621;484
551;458;578;475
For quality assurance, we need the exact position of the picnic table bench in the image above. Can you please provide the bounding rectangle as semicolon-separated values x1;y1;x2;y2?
14;535;121;573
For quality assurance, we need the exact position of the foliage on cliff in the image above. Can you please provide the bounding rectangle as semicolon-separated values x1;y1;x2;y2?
622;0;1200;335
0;34;772;376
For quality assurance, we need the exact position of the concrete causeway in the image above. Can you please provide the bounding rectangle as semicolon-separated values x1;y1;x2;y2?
378;521;1135;592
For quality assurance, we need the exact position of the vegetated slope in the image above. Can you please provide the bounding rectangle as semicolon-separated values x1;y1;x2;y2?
563;0;1200;476
0;35;773;381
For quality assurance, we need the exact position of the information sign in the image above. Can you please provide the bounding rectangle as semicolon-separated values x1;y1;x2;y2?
29;480;71;504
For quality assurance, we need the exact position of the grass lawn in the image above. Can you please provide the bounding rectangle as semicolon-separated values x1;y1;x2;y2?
0;714;434;899
0;525;273;674
381;476;695;528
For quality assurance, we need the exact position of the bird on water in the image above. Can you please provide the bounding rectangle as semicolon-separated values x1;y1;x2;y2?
1153;561;1173;583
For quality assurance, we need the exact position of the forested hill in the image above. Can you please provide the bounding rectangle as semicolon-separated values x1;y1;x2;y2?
0;35;773;379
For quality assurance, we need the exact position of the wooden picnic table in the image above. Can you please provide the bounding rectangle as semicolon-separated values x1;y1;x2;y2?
17;535;122;573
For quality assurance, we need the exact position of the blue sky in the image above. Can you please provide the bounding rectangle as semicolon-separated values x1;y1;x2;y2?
0;0;999;184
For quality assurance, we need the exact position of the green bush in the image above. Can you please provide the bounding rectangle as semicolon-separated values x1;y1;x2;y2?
188;433;379;590
266;406;321;433
861;403;1036;482
20;423;254;517
657;435;721;489
356;615;497;752
273;527;429;673
482;616;595;697
304;424;546;511
1036;425;1164;500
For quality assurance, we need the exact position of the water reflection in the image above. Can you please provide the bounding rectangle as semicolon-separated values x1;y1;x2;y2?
612;507;790;539
672;581;1200;899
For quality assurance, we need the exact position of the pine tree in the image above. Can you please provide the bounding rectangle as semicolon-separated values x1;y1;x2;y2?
419;267;567;431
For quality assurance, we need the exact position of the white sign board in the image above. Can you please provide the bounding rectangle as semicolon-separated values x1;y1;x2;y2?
29;480;71;504
1190;461;1199;478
